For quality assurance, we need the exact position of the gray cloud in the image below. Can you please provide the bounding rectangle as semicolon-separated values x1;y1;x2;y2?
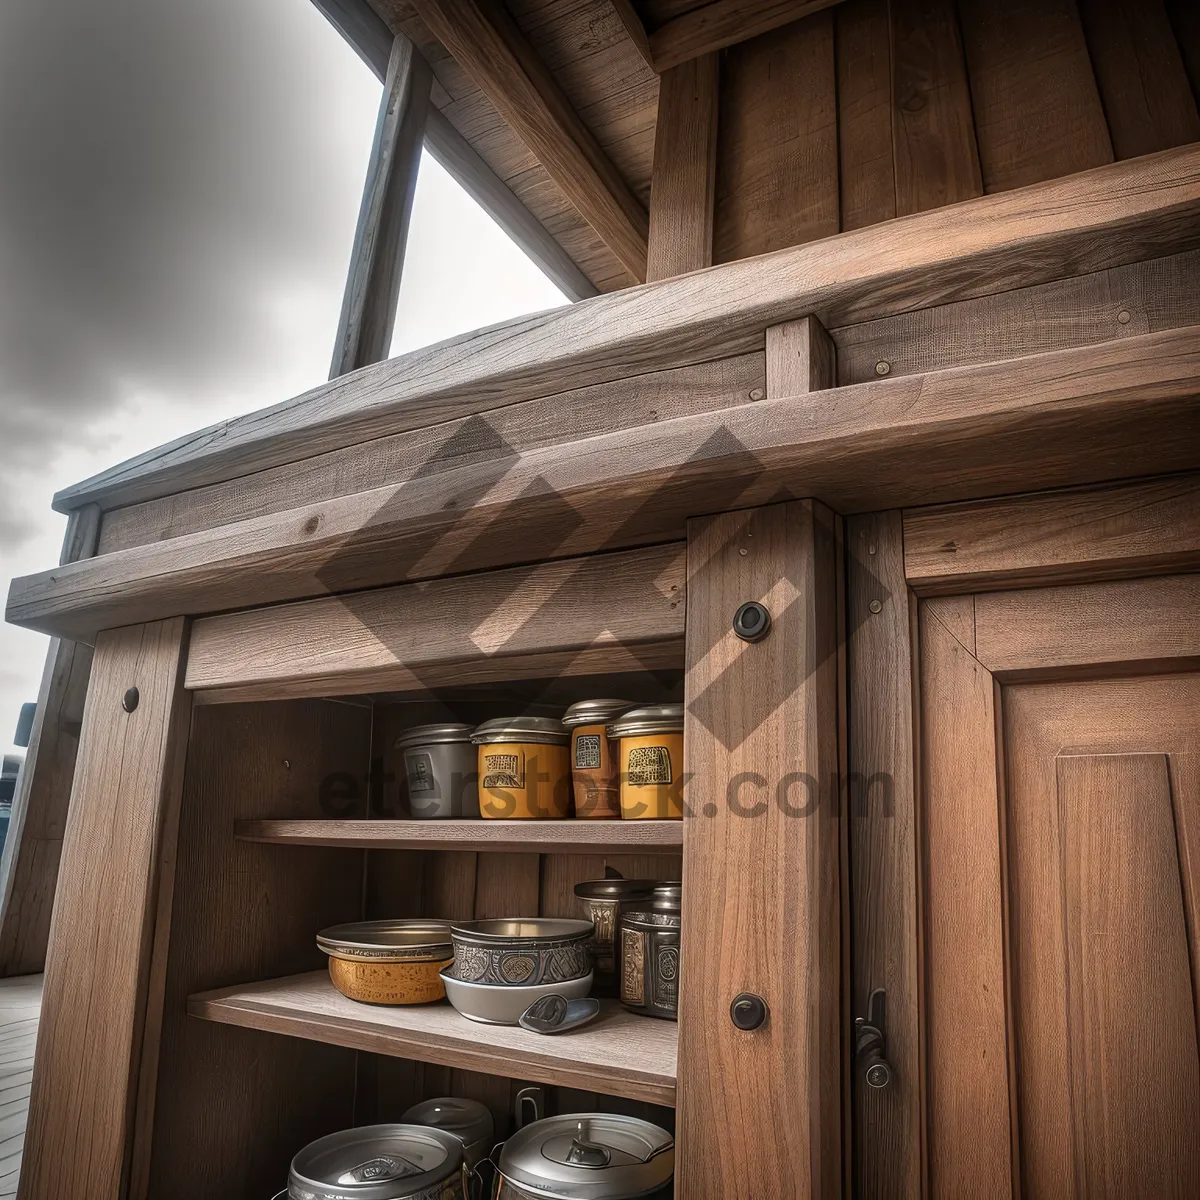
0;0;376;546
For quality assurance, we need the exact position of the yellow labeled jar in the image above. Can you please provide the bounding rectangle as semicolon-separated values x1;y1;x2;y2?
562;699;635;819
471;717;571;819
607;704;685;820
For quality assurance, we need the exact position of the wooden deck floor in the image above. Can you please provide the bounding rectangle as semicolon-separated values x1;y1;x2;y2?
0;976;41;1198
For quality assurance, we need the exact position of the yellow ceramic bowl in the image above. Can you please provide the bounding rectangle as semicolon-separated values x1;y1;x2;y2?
317;920;454;1005
471;717;571;819
607;705;685;820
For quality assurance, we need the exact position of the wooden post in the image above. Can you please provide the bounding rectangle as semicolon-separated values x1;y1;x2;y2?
18;620;192;1200
0;505;100;976
330;33;431;378
646;54;719;281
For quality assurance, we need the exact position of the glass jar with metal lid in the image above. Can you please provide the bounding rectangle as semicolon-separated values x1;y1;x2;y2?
471;717;571;819
394;724;480;820
491;1114;674;1199
562;700;635;819
400;1097;495;1170
605;705;684;821
619;884;681;1020
286;1123;466;1199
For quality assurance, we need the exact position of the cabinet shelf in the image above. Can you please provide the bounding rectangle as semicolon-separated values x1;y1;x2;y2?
188;972;677;1107
234;818;684;855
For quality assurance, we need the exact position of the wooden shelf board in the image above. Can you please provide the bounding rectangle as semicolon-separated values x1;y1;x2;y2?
234;819;684;854
188;972;677;1107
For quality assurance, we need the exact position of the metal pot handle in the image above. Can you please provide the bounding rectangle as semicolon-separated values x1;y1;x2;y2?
269;1191;288;1200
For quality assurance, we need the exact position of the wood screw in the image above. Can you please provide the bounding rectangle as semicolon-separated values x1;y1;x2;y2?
748;388;765;401
875;360;891;376
869;599;883;614
1117;310;1131;325
122;687;140;713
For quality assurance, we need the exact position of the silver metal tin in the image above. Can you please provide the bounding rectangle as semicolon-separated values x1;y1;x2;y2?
400;1097;494;1169
492;1114;674;1200
573;880;657;995
561;700;635;730
450;919;593;987
619;885;681;1021
317;920;454;964
395;724;480;819
288;1124;465;1200
469;717;569;746
604;704;683;740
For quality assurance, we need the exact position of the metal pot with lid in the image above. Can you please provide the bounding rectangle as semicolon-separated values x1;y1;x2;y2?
491;1114;674;1199
400;1097;495;1169
287;1124;467;1200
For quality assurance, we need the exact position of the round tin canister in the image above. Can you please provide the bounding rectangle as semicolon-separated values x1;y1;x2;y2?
606;705;684;821
470;718;571;819
562;700;635;819
288;1123;466;1200
573;879;656;997
400;1097;494;1170
318;920;455;1006
395;724;480;819
619;884;681;1020
491;1113;674;1200
450;918;593;987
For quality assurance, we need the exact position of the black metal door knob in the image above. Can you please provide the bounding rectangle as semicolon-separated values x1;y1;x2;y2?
732;601;771;643
730;992;769;1030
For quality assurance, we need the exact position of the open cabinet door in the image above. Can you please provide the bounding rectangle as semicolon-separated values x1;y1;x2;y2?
848;475;1200;1199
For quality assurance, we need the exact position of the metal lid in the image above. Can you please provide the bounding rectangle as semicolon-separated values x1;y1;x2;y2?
496;1114;674;1200
574;879;658;902
624;885;682;929
317;920;454;963
562;700;636;729
605;704;684;739
651;883;681;911
399;1097;494;1150
471;716;569;746
393;722;475;750
289;1124;462;1199
451;918;593;944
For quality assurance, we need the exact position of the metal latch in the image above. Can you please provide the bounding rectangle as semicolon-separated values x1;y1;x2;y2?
854;988;891;1089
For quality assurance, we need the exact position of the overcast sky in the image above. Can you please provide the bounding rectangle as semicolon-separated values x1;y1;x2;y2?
0;0;566;749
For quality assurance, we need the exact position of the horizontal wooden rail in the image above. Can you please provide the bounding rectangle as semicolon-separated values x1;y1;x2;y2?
52;145;1200;513
234;818;685;854
9;325;1199;642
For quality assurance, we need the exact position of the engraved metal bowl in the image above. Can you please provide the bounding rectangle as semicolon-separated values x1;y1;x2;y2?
450;918;593;988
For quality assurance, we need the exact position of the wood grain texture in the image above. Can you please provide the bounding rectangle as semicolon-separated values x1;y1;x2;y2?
0;975;44;1199
606;0;655;69
833;248;1200;385
330;33;430;377
1002;676;1200;1198
648;0;845;72
676;501;843;1197
97;353;765;554
411;0;649;279
0;506;99;977
1078;0;1200;160
974;573;1200;677
18;620;191;1200
765;315;836;395
836;0;895;231
959;0;1113;193
52;143;1200;513
890;0;982;215
15;324;1200;643
846;512;921;1200
144;700;369;1198
189;973;678;1106
184;543;686;696
918;603;1013;1200
713;12;839;262
1166;0;1200;100
904;474;1200;594
235;818;684;853
646;53;718;281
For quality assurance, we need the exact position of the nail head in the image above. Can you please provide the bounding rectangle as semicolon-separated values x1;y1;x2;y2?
869;599;883;614
875;360;891;377
1117;310;1131;325
748;388;765;401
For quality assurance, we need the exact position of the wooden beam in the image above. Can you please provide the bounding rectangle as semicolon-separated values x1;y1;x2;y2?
0;507;99;977
607;0;655;70
183;543;685;699
330;34;430;376
18;620;191;1200
50;143;1200;515
411;0;649;281
646;54;719;281
649;0;845;73
676;500;843;1195
10;325;1200;643
309;0;597;302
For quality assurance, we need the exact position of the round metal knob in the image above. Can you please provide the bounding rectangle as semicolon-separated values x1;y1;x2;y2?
122;687;140;713
732;602;771;643
730;992;769;1031
865;1059;891;1089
